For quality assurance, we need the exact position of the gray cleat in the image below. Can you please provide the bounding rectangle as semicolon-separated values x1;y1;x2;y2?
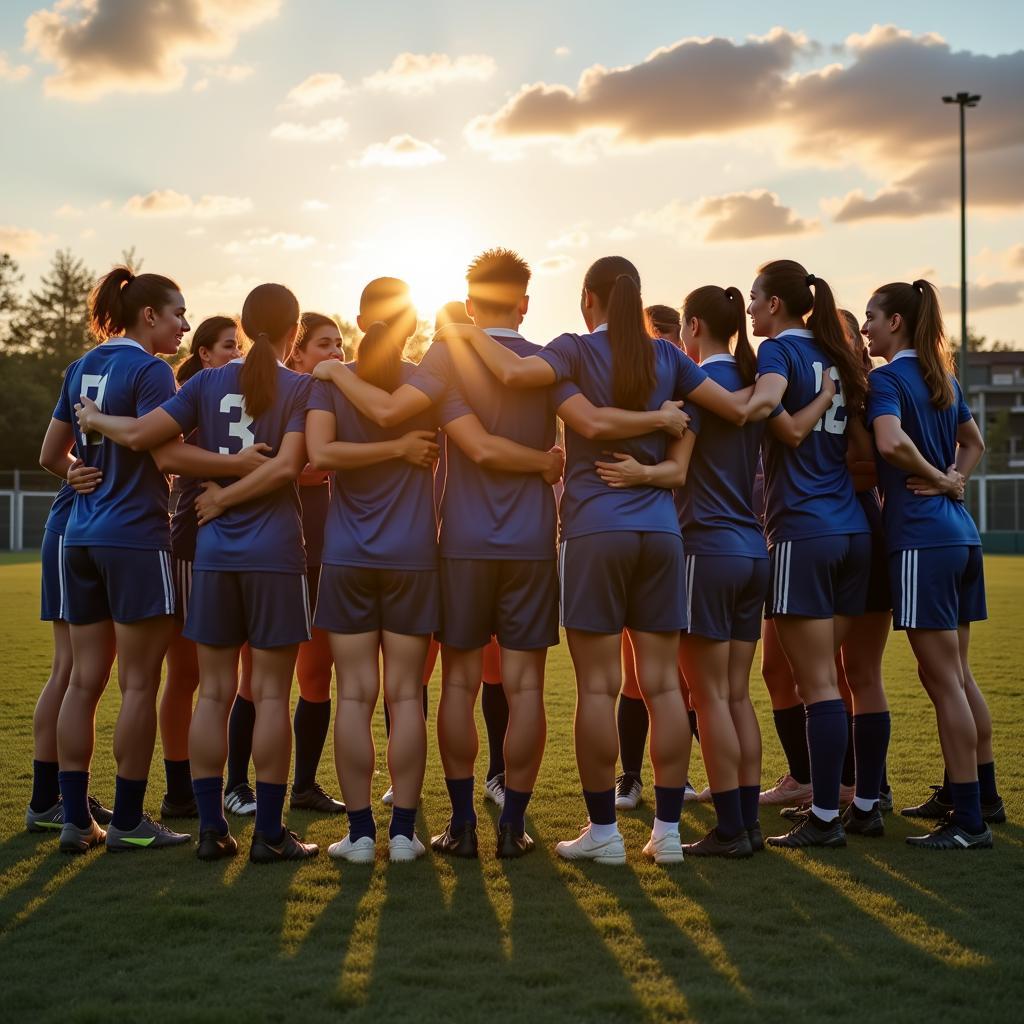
26;801;65;833
59;817;106;854
105;814;191;853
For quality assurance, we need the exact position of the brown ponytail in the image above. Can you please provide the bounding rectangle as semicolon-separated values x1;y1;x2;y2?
356;277;416;394
89;265;181;341
240;283;300;419
682;285;755;385
176;315;236;384
758;259;867;415
584;256;655;410
872;279;954;409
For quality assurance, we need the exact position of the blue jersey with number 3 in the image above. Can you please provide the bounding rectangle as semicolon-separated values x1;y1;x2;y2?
757;328;868;545
160;359;310;573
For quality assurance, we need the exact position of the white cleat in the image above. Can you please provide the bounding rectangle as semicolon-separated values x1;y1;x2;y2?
328;834;376;864
643;831;685;865
555;824;627;865
381;785;394;807
614;774;642;810
484;774;506;808
683;780;699;802
389;832;426;863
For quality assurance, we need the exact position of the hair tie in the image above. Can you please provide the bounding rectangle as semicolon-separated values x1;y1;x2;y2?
615;273;634;285
256;331;270;341
911;279;926;291
805;274;816;286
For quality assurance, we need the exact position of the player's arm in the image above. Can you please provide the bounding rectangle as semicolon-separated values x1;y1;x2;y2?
75;396;180;451
313;361;431;428
595;431;697;490
39;418;77;479
953;418;985;481
872;415;963;498
150;439;271;478
443;414;563;483
556;394;689;440
434;324;556;387
306;408;438;471
766;373;837;448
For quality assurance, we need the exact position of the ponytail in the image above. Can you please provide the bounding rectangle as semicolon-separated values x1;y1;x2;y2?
681;285;755;385
176;314;236;384
355;276;416;394
584;256;654;410
873;279;954;409
89;265;180;341
839;308;873;375
724;287;756;386
758;259;867;415
240;283;300;419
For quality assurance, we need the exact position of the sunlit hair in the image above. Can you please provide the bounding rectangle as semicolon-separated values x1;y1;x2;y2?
176;315;236;384
757;259;867;415
839;308;872;375
683;286;756;386
466;247;531;315
287;311;339;370
872;280;954;409
89;265;180;341
584;256;655;410
240;283;300;419
435;300;472;333
357;277;416;394
646;304;680;335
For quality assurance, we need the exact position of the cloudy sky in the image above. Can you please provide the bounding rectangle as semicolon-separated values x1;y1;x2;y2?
1;0;1022;345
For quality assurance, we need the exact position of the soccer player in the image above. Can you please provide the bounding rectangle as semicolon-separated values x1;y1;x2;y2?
645;305;683;349
77;282;319;864
863;279;997;850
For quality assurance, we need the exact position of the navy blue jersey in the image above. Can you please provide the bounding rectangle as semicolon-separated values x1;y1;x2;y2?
57;340;176;551
299;479;331;568
168;432;201;562
866;351;980;552
537;327;707;540
161;360;310;573
409;331;577;559
676;355;767;559
44;483;74;535
309;363;440;570
757;328;868;545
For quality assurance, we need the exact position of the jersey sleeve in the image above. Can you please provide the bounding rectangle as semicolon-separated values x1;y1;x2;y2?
286;375;312;433
53;371;73;423
673;346;708;398
308;379;337;415
954;379;973;424
756;339;791;381
548;380;581;412
536;333;581;383
685;402;702;437
136;358;177;417
407;342;451;404
865;368;902;426
159;371;200;433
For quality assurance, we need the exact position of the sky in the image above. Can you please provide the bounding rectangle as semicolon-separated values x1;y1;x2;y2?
1;0;1022;346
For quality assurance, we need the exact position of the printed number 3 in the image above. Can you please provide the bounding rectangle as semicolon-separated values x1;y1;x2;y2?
218;393;255;453
812;362;846;435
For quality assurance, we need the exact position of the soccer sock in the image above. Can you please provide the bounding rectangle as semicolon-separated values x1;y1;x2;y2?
772;704;811;784
853;711;891;806
710;788;744;840
687;708;700;745
739;785;761;830
499;787;532;837
949;780;984;834
254;781;287;840
445;776;476;829
617;695;649;778
937;768;951;803
193;776;228;835
225;695;255;792
389;805;417;840
583;787;617;839
880;764;891;794
841;712;856;788
164;758;193;804
481;683;509;781
30;759;60;811
348;806;376;843
805;699;847;819
292;697;331;792
383;701;391;738
654;784;685;831
978;761;998;804
112;776;147;831
58;770;90;828
422;686;429;721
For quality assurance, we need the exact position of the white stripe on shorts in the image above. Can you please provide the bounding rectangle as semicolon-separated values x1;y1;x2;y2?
772;541;792;615
301;573;311;636
685;554;695;627
558;540;567;627
158;551;173;615
57;533;66;620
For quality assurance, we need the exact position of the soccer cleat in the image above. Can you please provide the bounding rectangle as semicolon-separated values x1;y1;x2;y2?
26;801;64;833
841;803;885;838
556;824;627;865
381;785;394;807
160;794;198;819
614;773;643;811
683;827;753;859
225;783;257;817
59;818;106;855
693;786;713;803
430;820;479;858
900;786;953;820
759;774;813;806
747;823;765;853
683;780;699;802
781;801;812;822
484;773;506;808
643;830;685;865
88;795;113;826
389;833;426;863
767;814;846;849
496;823;535;859
906;820;993;851
878;787;894;815
196;828;238;862
249;829;319;864
290;781;345;815
982;798;1006;825
328;834;376;864
106;814;191;852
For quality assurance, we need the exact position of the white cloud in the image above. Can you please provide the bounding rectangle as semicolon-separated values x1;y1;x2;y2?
207;62;252;82
224;231;316;254
939;280;1024;314
364;52;496;95
536;254;575;274
301;199;329;211
352;135;445;168
0;52;31;81
285;71;347;107
696;190;817;240
54;202;84;218
0;225;46;254
548;228;589;249
123;189;252;218
554;46;570;57
270;117;348;143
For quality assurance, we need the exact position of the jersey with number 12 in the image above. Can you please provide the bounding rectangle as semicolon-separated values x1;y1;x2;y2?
160;359;311;573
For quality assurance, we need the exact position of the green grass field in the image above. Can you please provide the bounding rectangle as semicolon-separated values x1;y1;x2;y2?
1;555;1021;1023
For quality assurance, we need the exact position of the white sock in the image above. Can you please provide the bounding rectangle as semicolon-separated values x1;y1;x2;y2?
853;795;877;813
652;817;680;840
810;803;839;823
588;821;619;843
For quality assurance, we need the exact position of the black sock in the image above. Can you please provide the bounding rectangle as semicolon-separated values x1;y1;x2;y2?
292;698;331;792
225;695;255;793
937;768;951;803
880;764;890;794
30;759;60;812
617;695;649;777
164;758;193;804
772;704;810;785
687;708;699;745
482;683;509;781
384;701;391;739
841;711;855;788
422;686;428;721
978;761;998;804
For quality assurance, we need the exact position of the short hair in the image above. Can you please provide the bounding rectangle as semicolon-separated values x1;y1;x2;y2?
466;247;531;314
646;304;681;334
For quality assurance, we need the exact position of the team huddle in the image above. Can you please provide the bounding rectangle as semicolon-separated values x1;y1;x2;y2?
26;247;1002;867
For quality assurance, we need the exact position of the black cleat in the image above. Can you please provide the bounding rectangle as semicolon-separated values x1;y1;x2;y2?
250;829;319;864
683;827;753;859
767;814;846;849
842;803;885;837
290;781;345;815
906;819;993;851
430;819;478;858
747;823;764;853
982;797;1006;825
160;794;199;819
878;787;894;815
781;801;812;822
197;828;238;862
900;786;953;820
88;795;113;826
496;823;535;859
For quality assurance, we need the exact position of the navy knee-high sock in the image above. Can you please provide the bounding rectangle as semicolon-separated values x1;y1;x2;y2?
805;699;848;817
58;770;90;828
348;806;376;842
445;777;476;829
937;768;951;803
772;704;810;784
949;780;984;833
978;762;998;804
654;785;685;827
482;684;509;781
710;789;744;839
112;776;147;831
225;695;255;793
617;695;649;778
193;776;228;835
292;697;331;792
853;711;891;805
739;785;760;830
389;805;417;840
841;711;855;788
31;759;60;812
499;787;531;836
255;781;287;840
164;758;193;804
583;787;616;826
